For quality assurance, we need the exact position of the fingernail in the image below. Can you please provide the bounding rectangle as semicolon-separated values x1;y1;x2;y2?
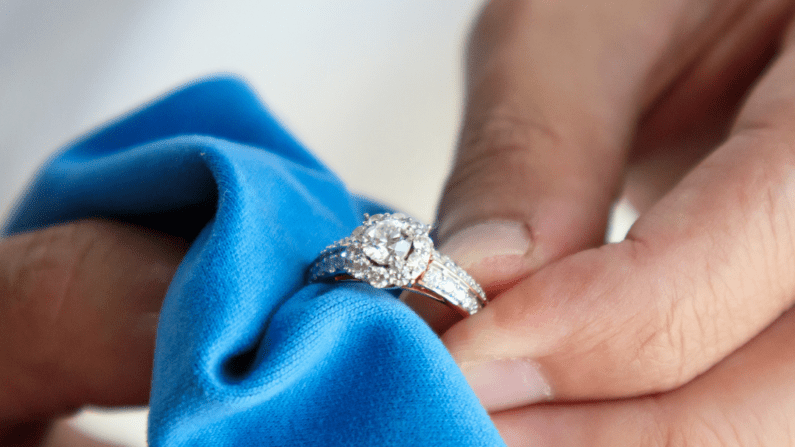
439;221;534;284
461;358;552;412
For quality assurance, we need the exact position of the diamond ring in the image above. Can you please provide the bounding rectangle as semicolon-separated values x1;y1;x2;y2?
308;213;487;316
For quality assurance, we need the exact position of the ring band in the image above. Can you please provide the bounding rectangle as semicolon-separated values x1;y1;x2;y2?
308;213;487;316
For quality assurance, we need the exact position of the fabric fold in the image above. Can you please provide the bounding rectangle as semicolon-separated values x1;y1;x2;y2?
3;77;505;446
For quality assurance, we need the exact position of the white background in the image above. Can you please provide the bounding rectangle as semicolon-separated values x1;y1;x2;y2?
0;2;634;445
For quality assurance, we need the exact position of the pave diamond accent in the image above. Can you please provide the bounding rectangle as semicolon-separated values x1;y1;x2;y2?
417;253;484;315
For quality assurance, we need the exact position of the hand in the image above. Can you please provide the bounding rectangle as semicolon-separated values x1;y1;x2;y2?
0;220;186;446
408;0;795;445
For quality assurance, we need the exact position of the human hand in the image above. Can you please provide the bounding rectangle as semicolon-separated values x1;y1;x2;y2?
0;221;186;446
407;0;795;444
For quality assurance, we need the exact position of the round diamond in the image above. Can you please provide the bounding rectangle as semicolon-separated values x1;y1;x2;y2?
346;213;432;288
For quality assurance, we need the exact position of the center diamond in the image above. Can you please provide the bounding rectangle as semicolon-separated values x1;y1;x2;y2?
363;221;412;264
347;213;433;288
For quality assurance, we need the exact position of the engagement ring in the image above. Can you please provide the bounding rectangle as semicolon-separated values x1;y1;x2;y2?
308;213;487;316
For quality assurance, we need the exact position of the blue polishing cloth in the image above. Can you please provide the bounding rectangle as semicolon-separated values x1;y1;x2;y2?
3;77;505;446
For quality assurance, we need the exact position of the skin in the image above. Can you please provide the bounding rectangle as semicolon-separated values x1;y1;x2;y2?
0;221;186;446
406;0;795;445
4;1;795;445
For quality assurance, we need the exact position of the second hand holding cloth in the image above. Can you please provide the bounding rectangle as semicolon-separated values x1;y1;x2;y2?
3;78;505;446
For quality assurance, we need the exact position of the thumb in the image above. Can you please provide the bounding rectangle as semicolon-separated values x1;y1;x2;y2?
444;29;795;411
0;220;186;425
435;0;639;289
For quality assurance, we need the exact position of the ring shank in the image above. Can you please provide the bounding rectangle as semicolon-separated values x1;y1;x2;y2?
310;247;486;316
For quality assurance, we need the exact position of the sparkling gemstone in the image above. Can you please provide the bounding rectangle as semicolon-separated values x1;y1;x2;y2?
392;239;411;259
422;269;440;286
363;245;389;264
363;219;413;263
346;213;433;288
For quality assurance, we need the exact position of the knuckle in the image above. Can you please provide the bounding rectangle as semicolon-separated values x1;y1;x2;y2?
458;105;563;165
621;239;699;391
437;108;564;236
0;220;159;410
441;106;563;210
632;279;709;392
0;221;110;374
5;220;110;330
623;236;745;393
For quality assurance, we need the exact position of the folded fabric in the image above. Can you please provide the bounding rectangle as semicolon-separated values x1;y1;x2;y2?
3;77;505;446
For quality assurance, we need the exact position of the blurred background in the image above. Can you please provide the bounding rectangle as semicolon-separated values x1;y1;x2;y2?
1;0;483;225
0;1;634;445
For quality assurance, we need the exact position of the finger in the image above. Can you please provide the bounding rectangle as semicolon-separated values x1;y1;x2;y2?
435;0;648;289
492;303;795;447
435;0;756;287
410;0;770;329
443;22;795;411
407;0;654;330
0;220;186;422
413;0;783;332
624;0;788;213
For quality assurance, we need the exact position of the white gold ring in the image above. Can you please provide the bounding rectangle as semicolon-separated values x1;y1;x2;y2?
308;213;487;316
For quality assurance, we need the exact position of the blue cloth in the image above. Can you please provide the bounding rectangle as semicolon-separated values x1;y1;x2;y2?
3;78;505;446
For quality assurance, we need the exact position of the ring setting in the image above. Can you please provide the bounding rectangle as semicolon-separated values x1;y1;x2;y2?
309;213;487;315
